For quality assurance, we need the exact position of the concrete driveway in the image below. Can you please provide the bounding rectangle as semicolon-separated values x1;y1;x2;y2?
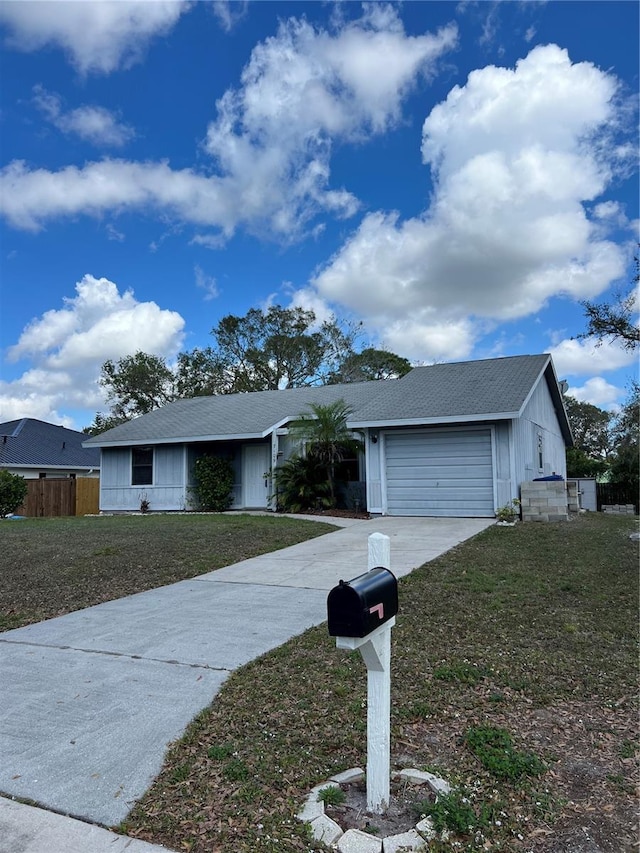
0;515;492;830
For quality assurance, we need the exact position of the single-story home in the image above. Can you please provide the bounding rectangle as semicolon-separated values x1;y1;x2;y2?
84;354;572;518
0;418;100;479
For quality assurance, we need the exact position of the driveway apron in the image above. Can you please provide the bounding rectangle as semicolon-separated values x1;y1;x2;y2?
0;516;492;827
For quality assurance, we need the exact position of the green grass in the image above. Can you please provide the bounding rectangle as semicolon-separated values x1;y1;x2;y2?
119;513;639;853
0;513;338;630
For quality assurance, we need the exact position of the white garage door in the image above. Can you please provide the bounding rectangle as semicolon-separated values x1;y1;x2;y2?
385;428;494;517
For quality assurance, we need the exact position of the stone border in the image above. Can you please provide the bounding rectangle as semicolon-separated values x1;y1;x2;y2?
296;768;451;852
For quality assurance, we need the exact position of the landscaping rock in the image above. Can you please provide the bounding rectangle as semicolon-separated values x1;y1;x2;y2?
382;828;426;851
415;817;436;839
296;793;324;822
396;769;451;796
336;828;383;852
331;767;365;785
310;814;343;846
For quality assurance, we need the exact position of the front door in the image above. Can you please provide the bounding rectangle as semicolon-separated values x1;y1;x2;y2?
243;444;271;508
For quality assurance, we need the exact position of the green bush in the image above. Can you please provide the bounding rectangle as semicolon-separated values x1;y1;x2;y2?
0;470;28;517
273;455;331;513
192;455;234;512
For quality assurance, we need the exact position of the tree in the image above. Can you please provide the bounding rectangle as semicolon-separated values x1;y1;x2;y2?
0;470;28;517
577;250;639;350
563;396;612;460
175;347;229;398
607;382;639;494
100;352;176;420
83;413;129;437
329;347;412;383
210;305;360;392
289;400;364;507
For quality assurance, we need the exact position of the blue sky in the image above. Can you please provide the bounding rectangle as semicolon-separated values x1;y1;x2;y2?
0;0;638;431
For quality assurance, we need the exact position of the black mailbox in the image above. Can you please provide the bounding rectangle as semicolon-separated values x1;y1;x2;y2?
327;567;398;638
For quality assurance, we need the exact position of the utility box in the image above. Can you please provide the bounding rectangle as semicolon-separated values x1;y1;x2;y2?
327;567;398;638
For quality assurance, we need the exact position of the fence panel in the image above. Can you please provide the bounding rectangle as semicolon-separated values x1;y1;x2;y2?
76;478;100;516
596;482;638;513
16;478;76;517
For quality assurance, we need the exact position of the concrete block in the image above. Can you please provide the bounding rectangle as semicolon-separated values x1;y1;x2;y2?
383;829;426;851
415;817;436;839
337;828;383;852
548;513;568;522
296;794;324;822
331;767;365;785
310;814;343;845
396;769;451;795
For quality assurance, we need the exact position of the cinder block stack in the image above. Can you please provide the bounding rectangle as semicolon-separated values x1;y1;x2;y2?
520;480;568;522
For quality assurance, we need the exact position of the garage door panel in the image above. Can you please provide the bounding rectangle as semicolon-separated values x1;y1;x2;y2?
385;429;494;517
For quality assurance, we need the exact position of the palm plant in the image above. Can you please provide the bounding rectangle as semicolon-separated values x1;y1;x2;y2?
289;399;363;507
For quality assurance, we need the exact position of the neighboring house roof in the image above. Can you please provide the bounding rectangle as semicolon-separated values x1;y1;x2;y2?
0;418;101;470
84;354;572;448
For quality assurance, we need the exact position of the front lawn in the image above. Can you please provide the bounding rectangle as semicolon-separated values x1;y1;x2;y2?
121;513;639;853
0;513;338;631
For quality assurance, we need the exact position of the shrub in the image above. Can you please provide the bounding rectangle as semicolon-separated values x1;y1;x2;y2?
0;470;28;517
274;455;331;513
193;455;234;512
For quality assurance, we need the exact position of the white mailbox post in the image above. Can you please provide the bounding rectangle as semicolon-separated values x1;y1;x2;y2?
333;532;394;814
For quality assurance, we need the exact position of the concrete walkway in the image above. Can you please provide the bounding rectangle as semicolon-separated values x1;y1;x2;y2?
0;515;493;851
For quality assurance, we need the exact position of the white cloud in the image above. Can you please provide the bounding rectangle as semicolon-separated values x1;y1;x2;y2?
0;1;190;74
566;376;623;409
194;265;219;301
32;85;134;147
308;44;630;360
549;337;637;378
2;275;185;426
212;0;248;33
0;7;457;240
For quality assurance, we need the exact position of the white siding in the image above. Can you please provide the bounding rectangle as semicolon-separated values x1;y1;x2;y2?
513;379;567;486
100;445;188;512
384;428;495;517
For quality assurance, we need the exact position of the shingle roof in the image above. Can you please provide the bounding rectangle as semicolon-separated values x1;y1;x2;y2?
85;354;570;447
0;419;101;469
351;354;552;424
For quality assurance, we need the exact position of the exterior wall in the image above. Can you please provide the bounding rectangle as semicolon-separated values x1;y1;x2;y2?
100;445;188;512
512;379;567;486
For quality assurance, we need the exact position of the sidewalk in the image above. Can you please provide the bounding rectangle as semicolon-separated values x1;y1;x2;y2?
0;515;492;850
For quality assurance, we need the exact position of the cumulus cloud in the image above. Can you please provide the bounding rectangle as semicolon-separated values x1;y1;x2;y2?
566;376;623;409
1;274;185;426
32;85;134;147
0;0;190;74
0;7;457;240
549;337;638;378
308;44;630;361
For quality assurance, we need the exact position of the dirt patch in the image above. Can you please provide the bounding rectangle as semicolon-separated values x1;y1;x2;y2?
324;777;434;838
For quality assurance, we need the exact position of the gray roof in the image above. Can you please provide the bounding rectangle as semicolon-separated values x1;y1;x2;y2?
85;354;571;447
0;419;101;469
351;353;553;424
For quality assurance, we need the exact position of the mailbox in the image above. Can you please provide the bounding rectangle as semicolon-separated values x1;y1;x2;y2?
327;567;398;638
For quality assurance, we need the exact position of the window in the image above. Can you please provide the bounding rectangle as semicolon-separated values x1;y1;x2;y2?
132;446;153;485
537;433;544;472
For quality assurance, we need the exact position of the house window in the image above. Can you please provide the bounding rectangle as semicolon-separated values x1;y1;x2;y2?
537;433;544;472
132;446;153;485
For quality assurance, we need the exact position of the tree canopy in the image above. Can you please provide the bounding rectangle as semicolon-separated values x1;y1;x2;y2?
576;250;639;350
87;305;409;433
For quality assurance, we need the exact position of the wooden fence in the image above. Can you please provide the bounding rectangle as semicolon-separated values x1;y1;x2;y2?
15;478;100;517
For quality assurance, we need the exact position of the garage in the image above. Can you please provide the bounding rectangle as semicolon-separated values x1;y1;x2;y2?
384;428;495;517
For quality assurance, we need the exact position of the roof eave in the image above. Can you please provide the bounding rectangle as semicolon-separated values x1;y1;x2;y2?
348;412;520;429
